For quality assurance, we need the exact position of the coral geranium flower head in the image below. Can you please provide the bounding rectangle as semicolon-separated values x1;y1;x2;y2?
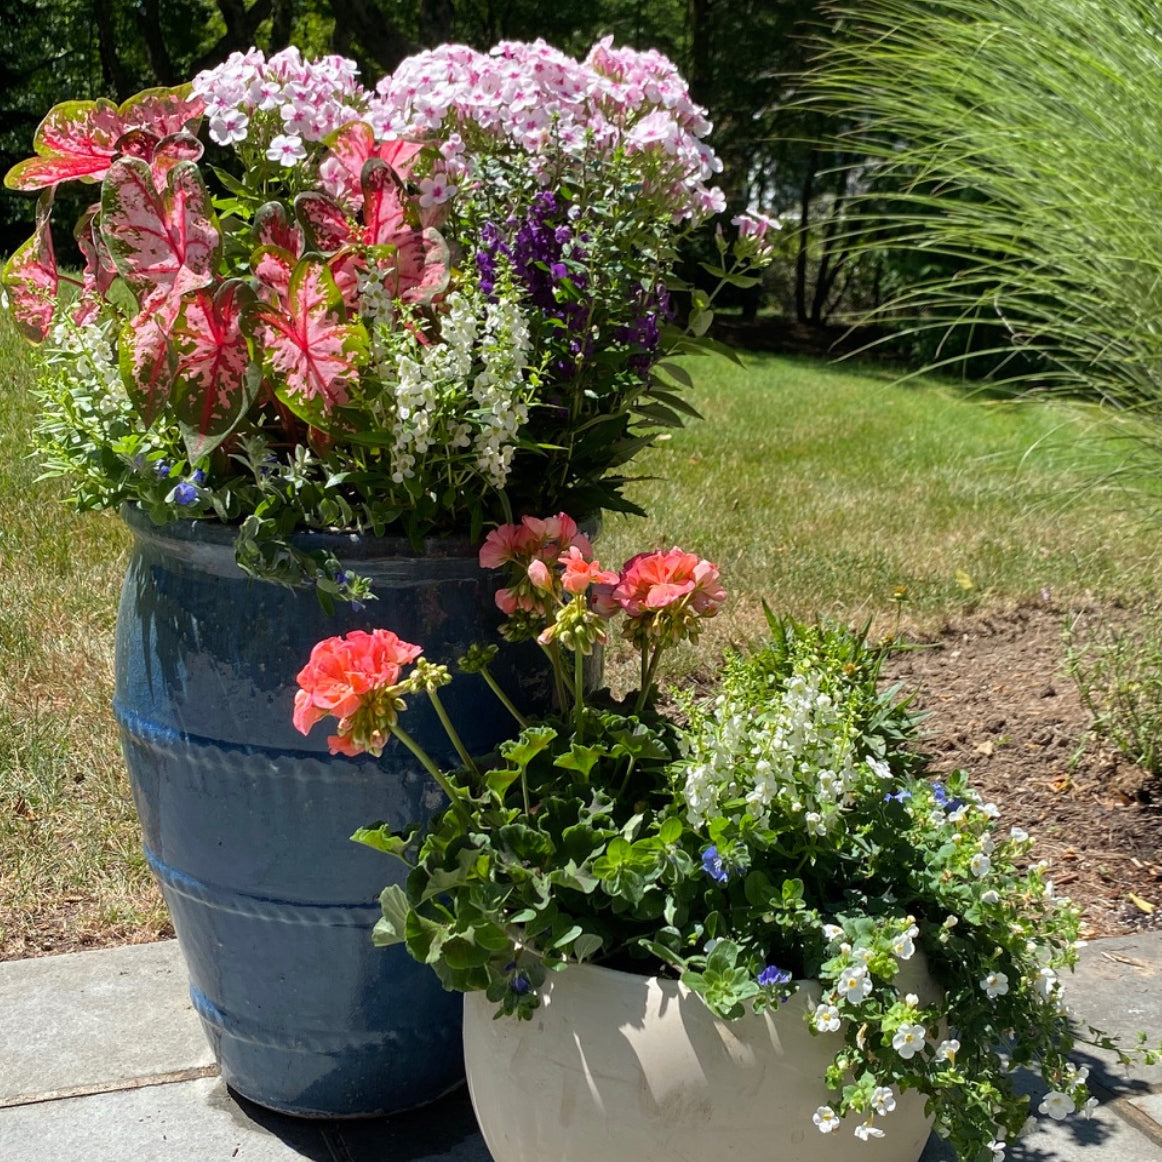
293;628;422;754
559;545;619;595
612;548;725;647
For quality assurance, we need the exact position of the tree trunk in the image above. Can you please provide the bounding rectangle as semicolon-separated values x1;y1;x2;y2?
794;153;816;326
685;0;713;106
418;0;455;48
270;0;294;52
93;0;133;99
329;0;417;74
135;0;177;86
190;0;274;75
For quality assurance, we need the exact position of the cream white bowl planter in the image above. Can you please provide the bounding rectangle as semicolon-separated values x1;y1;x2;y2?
464;962;935;1162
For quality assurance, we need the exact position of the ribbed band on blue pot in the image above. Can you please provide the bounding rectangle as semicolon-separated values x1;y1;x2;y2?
112;506;563;1118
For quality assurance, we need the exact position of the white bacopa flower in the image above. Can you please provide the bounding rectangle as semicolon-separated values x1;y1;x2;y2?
837;964;873;1003
1033;966;1058;998
892;931;916;960
1010;826;1030;842
870;1086;896;1115
981;889;1000;905
935;1038;960;1064
814;1105;841;1134
981;971;1009;999
980;801;1001;817
1039;1091;1075;1121
979;833;996;855
822;923;844;943
813;1003;841;1033
892;1023;927;1060
970;852;992;877
854;1122;885;1141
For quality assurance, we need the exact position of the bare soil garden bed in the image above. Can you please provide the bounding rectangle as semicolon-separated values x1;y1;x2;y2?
885;604;1162;938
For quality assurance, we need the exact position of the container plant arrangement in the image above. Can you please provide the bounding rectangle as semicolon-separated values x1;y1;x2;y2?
294;515;1162;1161
2;40;771;1116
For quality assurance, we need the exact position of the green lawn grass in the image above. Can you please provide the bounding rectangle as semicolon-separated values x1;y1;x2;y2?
2;313;1159;955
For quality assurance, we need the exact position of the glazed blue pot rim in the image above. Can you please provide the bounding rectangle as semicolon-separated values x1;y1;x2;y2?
119;502;486;562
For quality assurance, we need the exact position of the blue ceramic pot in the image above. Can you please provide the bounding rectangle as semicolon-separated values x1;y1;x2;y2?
112;506;556;1117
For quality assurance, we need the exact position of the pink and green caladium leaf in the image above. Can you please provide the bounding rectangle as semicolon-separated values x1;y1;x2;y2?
4;88;203;192
361;158;415;251
169;280;259;461
72;203;117;326
323;121;421;206
250;244;296;305
254;256;368;412
101;157;218;312
115;130;204;178
393;226;450;306
1;191;58;341
294;191;353;253
254;202;304;255
119;296;180;426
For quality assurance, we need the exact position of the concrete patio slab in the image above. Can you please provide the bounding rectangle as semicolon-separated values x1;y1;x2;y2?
0;940;213;1107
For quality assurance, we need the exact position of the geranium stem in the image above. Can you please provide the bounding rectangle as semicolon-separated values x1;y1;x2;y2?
573;644;585;737
479;664;529;730
428;686;480;778
635;644;662;715
392;723;473;826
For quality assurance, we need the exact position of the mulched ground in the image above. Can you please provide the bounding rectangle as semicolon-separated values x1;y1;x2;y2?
884;604;1162;938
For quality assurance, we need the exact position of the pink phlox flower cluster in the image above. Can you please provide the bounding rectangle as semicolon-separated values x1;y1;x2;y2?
193;47;371;153
370;38;724;221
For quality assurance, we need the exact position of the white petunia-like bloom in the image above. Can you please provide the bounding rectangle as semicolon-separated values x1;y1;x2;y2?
814;1105;841;1134
935;1038;960;1064
981;889;1000;905
1038;1091;1075;1121
837;964;873;1004
813;1003;842;1033
867;756;891;780
981;971;1009;998
854;1122;885;1141
970;852;992;877
870;1086;897;1116
1081;1097;1099;1120
822;923;844;943
1010;826;1030;842
987;1138;1006;1161
891;1022;927;1060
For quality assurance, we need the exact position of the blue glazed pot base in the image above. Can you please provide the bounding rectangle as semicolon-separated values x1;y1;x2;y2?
113;507;557;1117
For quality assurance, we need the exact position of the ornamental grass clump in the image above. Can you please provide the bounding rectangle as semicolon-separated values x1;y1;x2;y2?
2;41;771;603
292;512;1162;1162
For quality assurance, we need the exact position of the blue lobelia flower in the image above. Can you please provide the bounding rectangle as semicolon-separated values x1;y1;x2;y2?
701;845;729;884
757;964;792;988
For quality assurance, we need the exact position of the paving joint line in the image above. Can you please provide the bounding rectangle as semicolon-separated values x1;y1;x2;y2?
0;1065;220;1110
